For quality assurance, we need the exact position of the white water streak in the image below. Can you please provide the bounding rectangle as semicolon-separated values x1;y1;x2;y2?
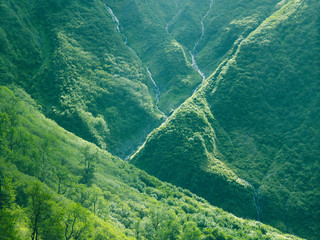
105;5;120;32
105;5;166;117
253;188;261;221
190;0;213;94
147;68;166;117
166;0;181;32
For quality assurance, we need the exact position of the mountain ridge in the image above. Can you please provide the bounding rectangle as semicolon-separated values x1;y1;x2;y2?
0;85;303;239
131;0;320;239
0;0;319;239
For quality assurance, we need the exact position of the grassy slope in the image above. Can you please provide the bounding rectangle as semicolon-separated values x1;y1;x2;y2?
132;0;320;239
0;86;303;239
0;0;318;238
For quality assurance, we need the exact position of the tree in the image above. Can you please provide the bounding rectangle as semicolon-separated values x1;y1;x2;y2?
88;184;103;214
141;207;181;240
133;218;143;240
79;146;98;185
180;222;202;240
27;182;52;240
0;172;21;240
0;171;16;209
156;218;181;240
0;113;10;156
38;138;51;182
149;207;167;232
64;203;91;240
57;166;70;195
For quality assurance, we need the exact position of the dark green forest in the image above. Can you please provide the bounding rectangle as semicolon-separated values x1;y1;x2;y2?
0;0;319;239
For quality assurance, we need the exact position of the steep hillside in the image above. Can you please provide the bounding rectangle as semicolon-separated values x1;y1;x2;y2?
169;0;283;76
107;0;285;113
0;86;303;239
0;0;170;158
132;0;320;239
106;0;202;113
0;0;290;158
1;0;318;239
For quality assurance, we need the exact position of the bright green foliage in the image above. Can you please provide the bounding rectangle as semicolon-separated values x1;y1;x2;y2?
0;171;22;240
0;0;318;239
132;0;320;239
180;222;202;240
0;0;284;157
0;87;302;239
79;146;98;185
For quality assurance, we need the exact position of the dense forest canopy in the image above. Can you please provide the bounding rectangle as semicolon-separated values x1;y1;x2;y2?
0;0;319;239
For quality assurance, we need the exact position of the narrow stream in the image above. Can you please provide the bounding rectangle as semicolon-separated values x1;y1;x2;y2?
253;188;261;221
105;5;166;117
105;6;120;32
166;0;181;32
110;0;214;159
147;68;167;117
189;0;213;93
238;178;261;221
118;3;263;221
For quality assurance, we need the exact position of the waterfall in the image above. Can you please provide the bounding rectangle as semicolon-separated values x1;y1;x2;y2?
189;0;213;93
166;0;181;32
105;5;120;32
105;5;166;117
147;68;167;117
253;187;261;221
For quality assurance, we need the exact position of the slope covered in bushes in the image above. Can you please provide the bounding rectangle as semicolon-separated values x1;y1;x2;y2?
132;0;320;239
0;0;287;158
0;0;318;239
0;86;303;239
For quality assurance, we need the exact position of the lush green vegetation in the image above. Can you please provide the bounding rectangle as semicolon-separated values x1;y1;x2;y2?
1;0;318;239
0;0;167;158
107;0;203;113
0;86;302;239
132;95;257;219
132;0;320;239
0;0;298;157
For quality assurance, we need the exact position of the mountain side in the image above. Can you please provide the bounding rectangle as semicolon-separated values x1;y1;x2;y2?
132;0;320;239
169;0;283;76
0;0;166;158
106;0;203;113
0;0;318;239
0;86;303;239
0;0;290;158
107;0;285;113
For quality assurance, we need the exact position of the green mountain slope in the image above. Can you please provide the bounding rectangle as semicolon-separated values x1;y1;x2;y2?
0;0;167;158
106;0;203;113
0;0;292;158
0;86;302;239
1;0;318;239
132;0;320;239
107;0;285;113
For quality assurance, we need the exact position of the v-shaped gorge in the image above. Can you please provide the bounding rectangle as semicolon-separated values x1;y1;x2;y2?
0;0;215;158
102;0;282;156
0;0;285;158
131;0;320;239
1;0;319;239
